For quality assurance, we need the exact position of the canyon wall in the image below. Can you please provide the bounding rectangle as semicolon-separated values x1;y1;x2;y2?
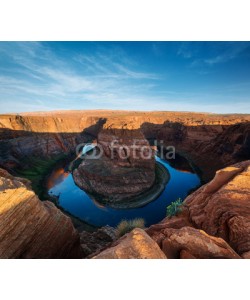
0;151;249;259
0;168;82;258
146;160;250;259
0;110;249;180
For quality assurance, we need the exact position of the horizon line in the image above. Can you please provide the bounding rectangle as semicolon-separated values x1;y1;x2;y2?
1;109;250;116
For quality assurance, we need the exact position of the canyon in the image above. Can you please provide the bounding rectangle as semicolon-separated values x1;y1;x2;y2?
0;110;249;258
0;160;249;258
0;110;249;182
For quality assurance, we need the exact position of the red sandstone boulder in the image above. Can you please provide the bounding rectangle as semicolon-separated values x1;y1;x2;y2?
93;228;167;259
160;226;240;259
146;207;193;245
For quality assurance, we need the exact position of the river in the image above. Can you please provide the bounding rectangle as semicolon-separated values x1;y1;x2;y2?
47;156;201;227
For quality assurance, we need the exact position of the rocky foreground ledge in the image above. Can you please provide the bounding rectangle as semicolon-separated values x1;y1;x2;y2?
94;160;250;259
0;161;249;259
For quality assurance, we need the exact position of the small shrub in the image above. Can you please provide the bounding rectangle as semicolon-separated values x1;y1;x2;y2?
116;218;145;237
166;198;183;217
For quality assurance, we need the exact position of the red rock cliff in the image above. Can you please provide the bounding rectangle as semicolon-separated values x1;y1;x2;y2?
146;160;250;258
0;110;249;180
0;168;82;258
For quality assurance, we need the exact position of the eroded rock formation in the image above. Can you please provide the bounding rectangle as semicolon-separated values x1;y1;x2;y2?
0;110;249;181
73;128;157;203
185;160;250;256
145;160;250;258
93;160;249;259
0;110;249;259
0;155;249;259
0;168;82;258
160;226;240;259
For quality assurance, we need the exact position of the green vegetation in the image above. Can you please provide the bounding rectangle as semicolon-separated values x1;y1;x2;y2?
14;154;68;200
166;198;183;217
116;218;145;237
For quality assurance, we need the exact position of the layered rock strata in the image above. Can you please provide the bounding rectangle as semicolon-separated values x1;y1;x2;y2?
0;110;249;181
146;160;250;258
0;159;249;259
73;128;157;203
0;168;82;258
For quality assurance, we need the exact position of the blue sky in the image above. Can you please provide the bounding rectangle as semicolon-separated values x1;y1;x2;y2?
0;41;250;114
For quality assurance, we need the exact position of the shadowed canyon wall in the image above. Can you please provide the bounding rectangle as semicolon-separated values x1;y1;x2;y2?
0;110;249;259
0;110;250;181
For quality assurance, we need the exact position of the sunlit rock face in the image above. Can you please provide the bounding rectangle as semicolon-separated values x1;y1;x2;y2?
93;228;167;259
146;160;250;259
73;128;156;203
160;227;240;259
184;160;250;257
0;168;82;258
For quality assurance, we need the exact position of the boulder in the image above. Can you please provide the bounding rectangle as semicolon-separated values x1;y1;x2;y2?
80;225;117;258
161;226;240;259
93;228;167;259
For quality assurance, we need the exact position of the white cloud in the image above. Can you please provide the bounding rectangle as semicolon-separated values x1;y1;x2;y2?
0;42;249;114
0;42;162;114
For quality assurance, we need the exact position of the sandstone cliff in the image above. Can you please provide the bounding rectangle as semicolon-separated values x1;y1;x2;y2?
146;160;250;258
0;168;82;258
0;158;249;259
0;110;249;181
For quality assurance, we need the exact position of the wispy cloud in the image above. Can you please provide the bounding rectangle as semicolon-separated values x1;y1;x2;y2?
204;43;250;65
75;52;158;79
188;42;250;67
0;42;161;112
0;42;249;114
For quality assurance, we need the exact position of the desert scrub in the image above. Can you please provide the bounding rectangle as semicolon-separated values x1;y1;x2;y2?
116;218;145;237
166;198;183;217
